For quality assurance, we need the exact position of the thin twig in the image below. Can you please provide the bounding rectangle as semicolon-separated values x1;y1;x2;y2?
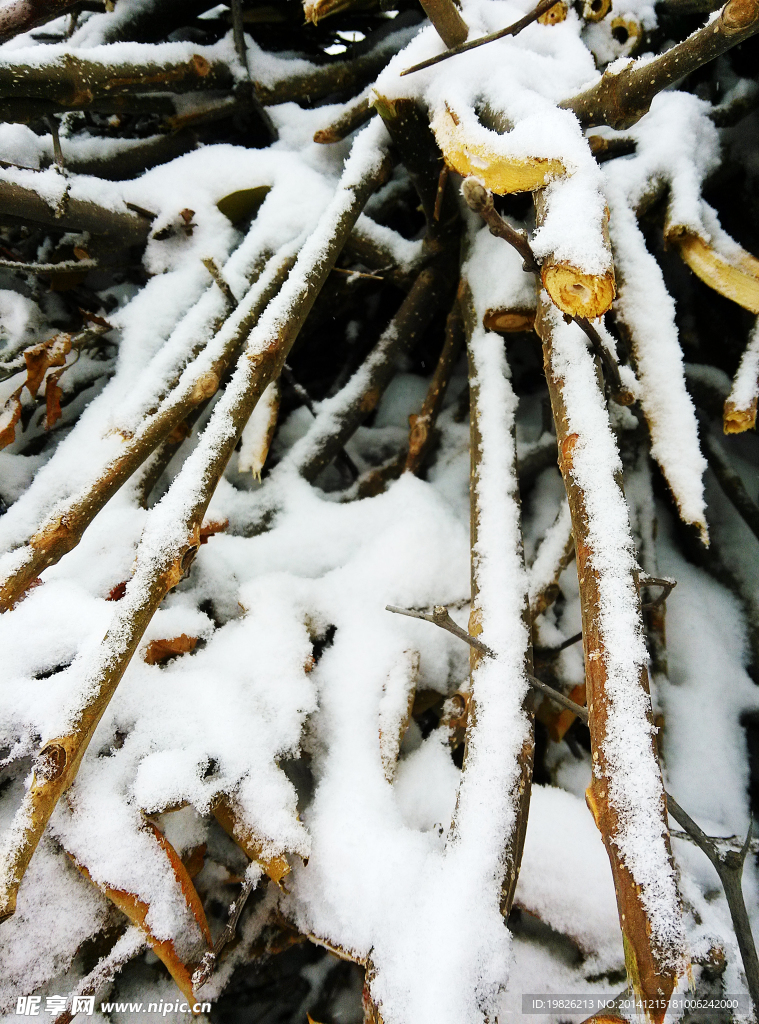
461;178;539;272
385;604;589;719
192;869;259;989
534;630;583;656
434;162;449;222
401;0;561;76
202;257;238;309
701;424;759;544
667;795;759;1014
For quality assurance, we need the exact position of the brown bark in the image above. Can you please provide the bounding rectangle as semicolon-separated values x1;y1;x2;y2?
0;0;79;43
0;153;390;922
561;0;759;130
314;97;376;143
418;0;468;47
535;293;683;1021
0;178;152;242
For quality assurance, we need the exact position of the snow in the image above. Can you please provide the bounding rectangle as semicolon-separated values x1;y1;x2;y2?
0;0;755;1017
543;301;687;972
727;317;759;417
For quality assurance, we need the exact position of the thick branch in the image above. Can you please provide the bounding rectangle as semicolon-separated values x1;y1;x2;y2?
561;0;759;130
0;178;151;242
417;0;468;47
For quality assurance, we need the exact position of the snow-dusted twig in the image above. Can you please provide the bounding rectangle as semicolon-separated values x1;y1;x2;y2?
666;796;759;1015
0;131;391;921
400;0;562;76
528;501;574;620
386;604;589;718
535;295;687;1018
51;926;147;1024
314;96;376;144
192;865;261;989
0;0;80;42
701;425;759;544
0;247;292;613
724;318;759;433
561;0;759;130
293;262;454;483
0;178;151;243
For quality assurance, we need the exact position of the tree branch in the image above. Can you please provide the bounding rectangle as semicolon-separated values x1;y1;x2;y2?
560;0;759;130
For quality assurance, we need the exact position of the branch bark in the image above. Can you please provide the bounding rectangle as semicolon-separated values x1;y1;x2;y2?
535;293;687;1020
0;140;391;920
561;0;759;130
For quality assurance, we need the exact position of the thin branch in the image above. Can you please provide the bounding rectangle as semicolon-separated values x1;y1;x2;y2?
385;605;589;719
314;97;376;144
667;795;759;1014
192;868;259;988
461;178;539;272
400;0;560;76
202;257;238;310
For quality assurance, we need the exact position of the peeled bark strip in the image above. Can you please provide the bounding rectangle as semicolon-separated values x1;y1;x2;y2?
0;247;292;613
459;289;533;919
724;318;759;433
533;189;616;319
561;0;759;130
431;102;565;195
535;293;687;1021
0;129;391;921
668;230;759;315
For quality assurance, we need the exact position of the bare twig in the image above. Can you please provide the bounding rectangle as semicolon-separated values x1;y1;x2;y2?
461;178;539;272
667;796;759;1015
202;257;238;310
401;0;561;76
192;868;259;988
385;605;589;719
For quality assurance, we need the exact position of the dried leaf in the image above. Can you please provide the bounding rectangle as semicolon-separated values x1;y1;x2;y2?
45;371;64;430
24;334;71;399
107;581;128;602
144;634;198;665
0;386;23;449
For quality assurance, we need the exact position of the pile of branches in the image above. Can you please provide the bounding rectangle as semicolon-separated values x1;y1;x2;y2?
0;0;758;1019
